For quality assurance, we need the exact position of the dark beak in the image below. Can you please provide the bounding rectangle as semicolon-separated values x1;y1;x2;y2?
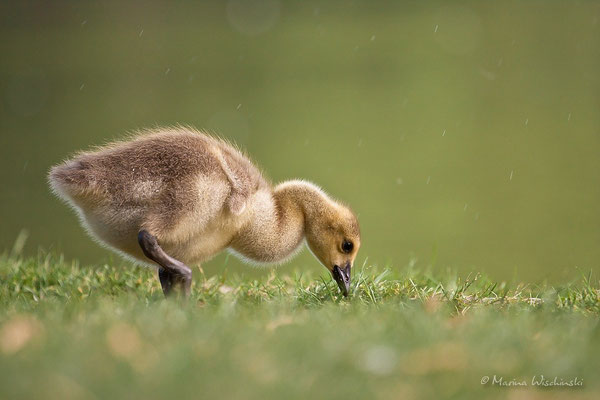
332;264;351;297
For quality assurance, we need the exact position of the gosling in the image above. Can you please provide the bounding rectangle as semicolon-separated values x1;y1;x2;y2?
48;126;360;298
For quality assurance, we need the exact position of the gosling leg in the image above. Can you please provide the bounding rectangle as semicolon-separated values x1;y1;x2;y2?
137;230;192;298
158;267;174;296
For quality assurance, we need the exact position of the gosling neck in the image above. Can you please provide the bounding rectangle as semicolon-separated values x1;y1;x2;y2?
230;180;330;264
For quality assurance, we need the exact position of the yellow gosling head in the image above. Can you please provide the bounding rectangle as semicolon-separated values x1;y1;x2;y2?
305;201;361;296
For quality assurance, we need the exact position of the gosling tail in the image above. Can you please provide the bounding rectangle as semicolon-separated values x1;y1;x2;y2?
48;157;99;203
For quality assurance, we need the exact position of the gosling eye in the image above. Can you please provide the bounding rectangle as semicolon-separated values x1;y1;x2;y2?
341;240;353;254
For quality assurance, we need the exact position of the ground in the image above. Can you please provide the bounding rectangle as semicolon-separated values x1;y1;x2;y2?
1;252;599;400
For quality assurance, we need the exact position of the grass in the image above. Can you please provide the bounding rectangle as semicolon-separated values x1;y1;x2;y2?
1;251;599;400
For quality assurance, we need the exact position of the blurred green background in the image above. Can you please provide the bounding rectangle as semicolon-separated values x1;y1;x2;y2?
1;0;599;282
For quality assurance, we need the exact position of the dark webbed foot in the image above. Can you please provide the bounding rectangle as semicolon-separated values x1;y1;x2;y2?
138;230;192;298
